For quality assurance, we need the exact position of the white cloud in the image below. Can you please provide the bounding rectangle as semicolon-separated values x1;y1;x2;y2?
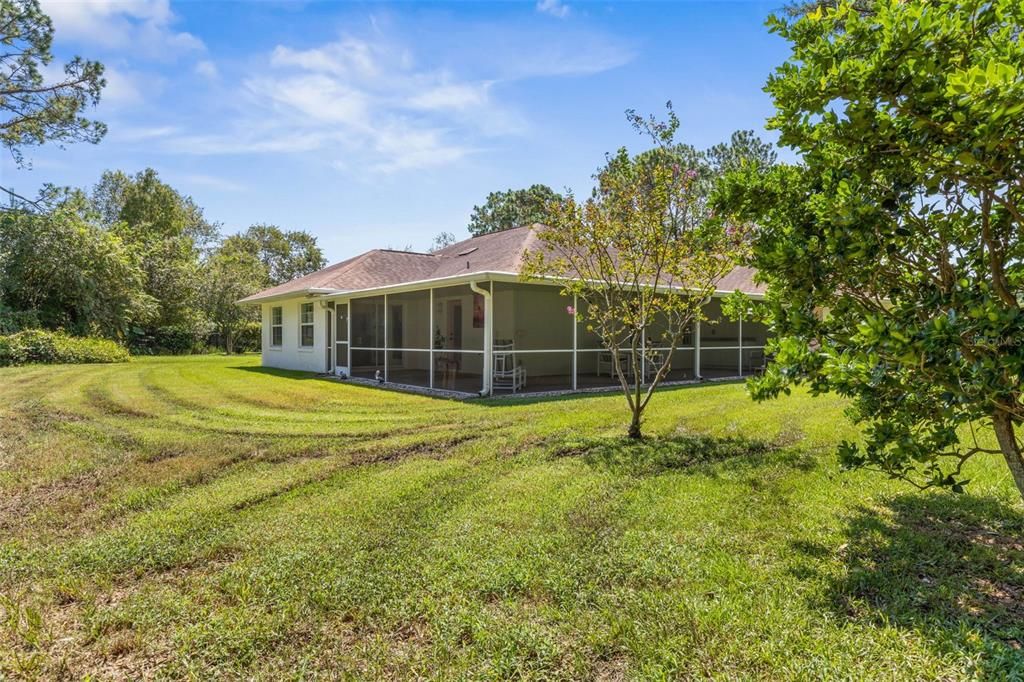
111;124;178;142
370;126;474;173
176;173;247;192
100;66;146;107
195;60;219;80
245;74;370;126
40;0;204;57
159;34;491;173
536;0;571;18
151;21;630;174
408;82;491;112
493;39;632;79
271;38;382;79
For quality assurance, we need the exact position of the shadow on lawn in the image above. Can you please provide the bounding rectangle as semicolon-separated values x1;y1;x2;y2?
230;365;330;381
553;431;814;477
794;493;1024;676
477;379;747;407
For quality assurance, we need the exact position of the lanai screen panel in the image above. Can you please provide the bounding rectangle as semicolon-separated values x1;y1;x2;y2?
432;284;484;392
350;296;385;380
387;290;430;350
492;282;574;392
351;296;384;348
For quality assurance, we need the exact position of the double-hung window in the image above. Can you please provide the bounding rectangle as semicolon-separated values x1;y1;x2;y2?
270;307;283;347
300;303;315;348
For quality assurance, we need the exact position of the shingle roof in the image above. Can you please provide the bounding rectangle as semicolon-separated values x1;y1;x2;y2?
238;224;765;303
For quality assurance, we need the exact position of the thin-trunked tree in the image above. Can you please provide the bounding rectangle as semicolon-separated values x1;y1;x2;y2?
524;108;745;439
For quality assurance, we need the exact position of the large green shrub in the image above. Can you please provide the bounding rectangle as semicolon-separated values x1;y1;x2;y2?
0;304;40;335
129;324;208;355
0;330;130;367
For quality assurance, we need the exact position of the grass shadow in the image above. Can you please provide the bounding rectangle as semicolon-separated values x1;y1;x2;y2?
553;431;792;477
229;366;748;405
793;493;1024;676
476;379;747;408
229;366;329;381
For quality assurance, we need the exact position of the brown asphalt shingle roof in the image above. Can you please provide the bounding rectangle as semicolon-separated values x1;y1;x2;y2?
238;224;765;303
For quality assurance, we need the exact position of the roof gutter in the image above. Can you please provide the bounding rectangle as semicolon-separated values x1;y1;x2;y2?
236;288;339;306
238;271;767;306
469;281;493;397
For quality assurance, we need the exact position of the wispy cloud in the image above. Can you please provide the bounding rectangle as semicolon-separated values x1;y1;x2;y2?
110;124;179;142
408;82;492;112
99;66;154;108
536;0;571;19
176;173;247;193
40;0;204;57
195;60;219;80
145;17;632;175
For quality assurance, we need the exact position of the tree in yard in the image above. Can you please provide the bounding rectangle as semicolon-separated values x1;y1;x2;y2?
201;242;265;354
91;169;217;342
0;190;154;338
706;130;777;177
203;224;325;352
225;223;327;286
467;184;563;236
523;107;747;439
1;0;106;203
716;0;1024;500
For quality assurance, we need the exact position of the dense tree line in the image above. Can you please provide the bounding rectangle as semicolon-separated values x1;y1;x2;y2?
0;170;325;353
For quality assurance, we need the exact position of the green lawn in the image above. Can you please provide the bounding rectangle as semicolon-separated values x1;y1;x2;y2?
1;355;1022;679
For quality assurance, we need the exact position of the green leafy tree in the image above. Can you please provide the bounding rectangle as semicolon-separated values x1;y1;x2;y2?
717;0;1024;500
91;169;216;341
201;242;265;354
430;231;457;252
0;191;153;338
0;0;105;202
524;108;746;439
202;224;325;352
468;184;564;236
223;224;326;286
706;130;777;176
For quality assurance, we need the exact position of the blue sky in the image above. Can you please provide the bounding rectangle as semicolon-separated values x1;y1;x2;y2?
3;0;790;262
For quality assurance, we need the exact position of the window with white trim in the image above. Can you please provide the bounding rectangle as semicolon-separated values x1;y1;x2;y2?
300;303;315;347
270;306;283;347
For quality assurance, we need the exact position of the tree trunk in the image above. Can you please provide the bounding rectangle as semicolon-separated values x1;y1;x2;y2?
225;330;234;355
628;407;642;439
992;410;1024;502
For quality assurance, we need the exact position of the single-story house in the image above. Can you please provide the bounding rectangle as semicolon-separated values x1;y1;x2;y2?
238;224;768;396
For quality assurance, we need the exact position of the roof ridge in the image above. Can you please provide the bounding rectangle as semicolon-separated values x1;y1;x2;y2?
373;248;438;257
468;223;531;240
512;223;541;272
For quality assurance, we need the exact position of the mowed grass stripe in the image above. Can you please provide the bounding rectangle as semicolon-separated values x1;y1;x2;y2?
1;355;1021;680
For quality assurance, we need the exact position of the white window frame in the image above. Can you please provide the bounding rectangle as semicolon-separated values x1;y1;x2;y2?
270;306;283;348
299;303;315;348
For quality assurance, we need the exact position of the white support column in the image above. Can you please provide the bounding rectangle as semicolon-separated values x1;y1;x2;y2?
330;302;336;374
469;281;492;395
346;301;351;374
572;294;578;391
428;288;434;389
738;315;744;377
485;286;493;394
383;294;388;382
694;317;702;380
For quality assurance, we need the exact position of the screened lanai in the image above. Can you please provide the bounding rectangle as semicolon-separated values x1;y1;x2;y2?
330;280;768;396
